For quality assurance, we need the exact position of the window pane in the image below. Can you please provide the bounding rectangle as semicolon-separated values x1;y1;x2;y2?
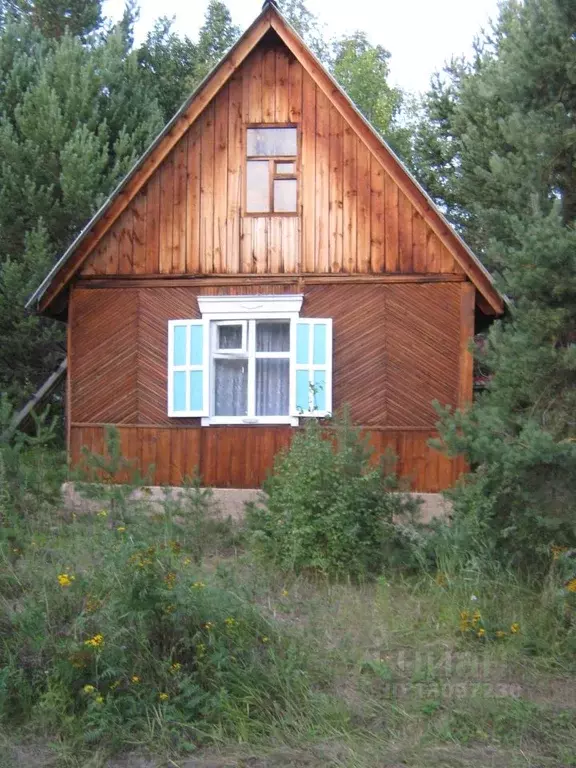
256;321;290;352
173;371;187;412
173;325;187;366
276;161;295;174
190;324;203;365
215;359;247;416
246;160;270;213
218;324;243;350
256;359;289;416
273;178;297;212
247;127;297;156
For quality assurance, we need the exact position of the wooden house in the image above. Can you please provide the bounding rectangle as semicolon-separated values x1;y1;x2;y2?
27;1;504;493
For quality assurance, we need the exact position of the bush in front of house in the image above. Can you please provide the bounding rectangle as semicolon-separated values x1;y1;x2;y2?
246;410;421;578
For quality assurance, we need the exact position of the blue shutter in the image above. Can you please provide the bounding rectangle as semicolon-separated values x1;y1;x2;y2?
168;320;208;416
292;319;332;416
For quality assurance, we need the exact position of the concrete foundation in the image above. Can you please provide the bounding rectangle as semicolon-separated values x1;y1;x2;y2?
62;483;451;523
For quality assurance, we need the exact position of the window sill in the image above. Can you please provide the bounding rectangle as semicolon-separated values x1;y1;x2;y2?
201;416;299;427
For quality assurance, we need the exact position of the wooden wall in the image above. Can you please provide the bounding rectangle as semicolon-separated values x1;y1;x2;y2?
68;280;470;492
80;35;462;279
70;424;465;493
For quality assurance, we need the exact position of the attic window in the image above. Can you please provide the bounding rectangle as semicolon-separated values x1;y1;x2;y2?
245;126;298;214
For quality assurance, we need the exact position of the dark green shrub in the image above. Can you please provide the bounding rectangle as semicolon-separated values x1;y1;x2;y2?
246;411;420;578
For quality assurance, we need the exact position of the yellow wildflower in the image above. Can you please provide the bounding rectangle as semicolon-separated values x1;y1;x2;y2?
110;680;120;690
224;617;237;627
159;693;169;701
203;621;214;631
191;581;206;589
196;643;206;657
131;676;140;684
170;662;181;673
472;610;482;626
169;541;181;554
57;573;75;588
164;572;176;589
477;628;485;638
84;633;104;648
551;545;568;560
97;509;108;518
510;623;520;634
83;684;96;694
565;578;576;593
183;557;192;566
281;589;289;597
261;636;270;644
116;526;126;533
459;611;470;621
495;630;506;639
95;695;104;704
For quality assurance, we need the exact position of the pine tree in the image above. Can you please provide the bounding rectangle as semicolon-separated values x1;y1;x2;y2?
1;0;103;38
419;0;576;570
0;9;163;403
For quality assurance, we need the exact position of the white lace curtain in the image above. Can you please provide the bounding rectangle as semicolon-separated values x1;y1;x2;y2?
214;322;289;417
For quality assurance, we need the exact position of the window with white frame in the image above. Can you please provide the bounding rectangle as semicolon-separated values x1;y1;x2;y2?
167;295;332;425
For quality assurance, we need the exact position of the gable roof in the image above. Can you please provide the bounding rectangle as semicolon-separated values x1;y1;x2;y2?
27;0;504;317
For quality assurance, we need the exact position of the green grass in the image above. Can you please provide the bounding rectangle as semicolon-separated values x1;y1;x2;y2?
2;453;576;766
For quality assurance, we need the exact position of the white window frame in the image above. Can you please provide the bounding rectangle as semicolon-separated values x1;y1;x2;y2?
198;295;303;427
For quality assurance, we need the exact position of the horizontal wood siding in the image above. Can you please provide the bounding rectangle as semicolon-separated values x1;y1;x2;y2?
80;36;461;279
68;280;468;491
70;424;465;493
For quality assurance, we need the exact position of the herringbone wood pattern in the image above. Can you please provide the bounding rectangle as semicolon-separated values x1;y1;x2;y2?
69;282;466;491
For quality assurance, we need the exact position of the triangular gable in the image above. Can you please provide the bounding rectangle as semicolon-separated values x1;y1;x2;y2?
27;0;504;316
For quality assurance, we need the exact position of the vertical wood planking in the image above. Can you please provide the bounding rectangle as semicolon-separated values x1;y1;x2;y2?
69;426;465;492
384;171;399;272
370;155;385;272
343;126;357;272
200;102;215;272
145;174;160;274
172;134;188;273
314;89;330;272
74;38;477;283
213;87;229;274
287;56;302;123
155;428;171;485
398;191;413;272
117;210;134;274
262;47;276;122
427;231;442;273
357;141;371;272
158;151;174;274
254;218;268;272
186;121;201;273
458;282;475;408
282;217;299;272
301;73;316;272
412;209;427;272
440;243;458;273
247;48;263;123
274;48;290;122
328;105;343;272
269;218;282;273
132;191;147;274
227;74;243;274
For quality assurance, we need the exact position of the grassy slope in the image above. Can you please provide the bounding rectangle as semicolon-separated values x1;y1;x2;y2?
2;498;576;768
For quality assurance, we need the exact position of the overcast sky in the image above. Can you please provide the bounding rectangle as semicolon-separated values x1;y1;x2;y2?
103;0;501;94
